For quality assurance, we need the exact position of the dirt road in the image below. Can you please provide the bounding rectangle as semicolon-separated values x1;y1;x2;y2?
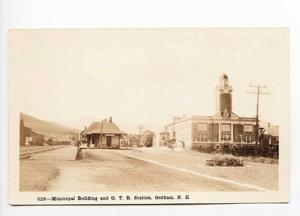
20;147;277;192
46;149;252;191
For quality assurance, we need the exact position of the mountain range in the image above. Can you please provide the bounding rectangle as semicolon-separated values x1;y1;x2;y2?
21;113;79;137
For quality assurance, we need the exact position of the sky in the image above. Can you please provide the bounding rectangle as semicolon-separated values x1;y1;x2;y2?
9;28;289;133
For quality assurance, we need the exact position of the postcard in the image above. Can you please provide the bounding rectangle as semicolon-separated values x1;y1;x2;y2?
8;28;289;204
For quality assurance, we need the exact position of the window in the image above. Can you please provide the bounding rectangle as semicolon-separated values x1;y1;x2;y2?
194;131;208;142
244;124;254;132
222;134;231;141
197;123;207;131
221;124;231;132
199;133;207;142
221;124;231;141
245;135;253;143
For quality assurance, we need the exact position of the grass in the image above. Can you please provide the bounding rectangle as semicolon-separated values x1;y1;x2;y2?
141;149;279;190
243;156;279;164
20;160;60;191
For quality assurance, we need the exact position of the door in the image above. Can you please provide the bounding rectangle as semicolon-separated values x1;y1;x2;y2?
107;136;112;148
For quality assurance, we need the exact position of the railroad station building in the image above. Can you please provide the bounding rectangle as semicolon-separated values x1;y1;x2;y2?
82;117;125;149
163;74;258;151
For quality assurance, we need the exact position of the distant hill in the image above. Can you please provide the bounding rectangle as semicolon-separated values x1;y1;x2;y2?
20;113;79;137
66;116;99;131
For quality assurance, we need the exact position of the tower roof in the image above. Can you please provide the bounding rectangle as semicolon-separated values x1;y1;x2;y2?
220;73;228;79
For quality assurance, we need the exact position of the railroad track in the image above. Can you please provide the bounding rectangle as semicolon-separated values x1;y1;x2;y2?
19;145;68;159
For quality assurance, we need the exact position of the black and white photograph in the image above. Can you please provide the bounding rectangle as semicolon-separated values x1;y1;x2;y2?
7;28;289;204
2;0;300;216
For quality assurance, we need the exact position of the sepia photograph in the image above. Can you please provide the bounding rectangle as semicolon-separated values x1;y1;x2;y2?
8;28;289;204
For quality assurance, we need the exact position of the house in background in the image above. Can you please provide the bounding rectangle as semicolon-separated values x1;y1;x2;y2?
159;131;169;146
20;115;45;146
20;112;79;146
83;117;125;149
260;122;279;156
120;134;129;148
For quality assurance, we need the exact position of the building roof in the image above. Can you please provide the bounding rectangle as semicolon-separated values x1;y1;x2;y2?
84;120;124;135
266;126;279;137
164;113;257;127
212;112;240;119
220;73;228;79
260;121;279;137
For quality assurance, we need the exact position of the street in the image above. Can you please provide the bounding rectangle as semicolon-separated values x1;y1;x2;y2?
47;148;251;191
20;146;278;192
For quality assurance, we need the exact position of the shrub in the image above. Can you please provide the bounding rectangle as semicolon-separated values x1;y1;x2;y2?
192;144;216;153
206;155;245;167
204;146;216;153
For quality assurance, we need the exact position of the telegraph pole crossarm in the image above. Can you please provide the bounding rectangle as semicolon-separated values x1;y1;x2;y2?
246;84;270;155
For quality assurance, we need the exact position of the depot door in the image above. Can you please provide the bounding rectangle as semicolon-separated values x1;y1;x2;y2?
107;136;112;147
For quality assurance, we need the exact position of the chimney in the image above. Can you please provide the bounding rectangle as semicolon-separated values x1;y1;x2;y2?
109;116;112;123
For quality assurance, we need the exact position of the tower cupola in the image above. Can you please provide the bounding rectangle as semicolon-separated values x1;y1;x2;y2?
217;73;233;117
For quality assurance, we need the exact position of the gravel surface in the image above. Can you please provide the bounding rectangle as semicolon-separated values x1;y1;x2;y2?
47;149;251;191
20;147;275;192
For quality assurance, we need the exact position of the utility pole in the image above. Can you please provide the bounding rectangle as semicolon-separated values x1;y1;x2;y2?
171;115;178;152
137;125;144;147
99;119;103;149
246;84;269;155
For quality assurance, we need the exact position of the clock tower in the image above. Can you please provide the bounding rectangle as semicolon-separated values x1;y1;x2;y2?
217;73;233;117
